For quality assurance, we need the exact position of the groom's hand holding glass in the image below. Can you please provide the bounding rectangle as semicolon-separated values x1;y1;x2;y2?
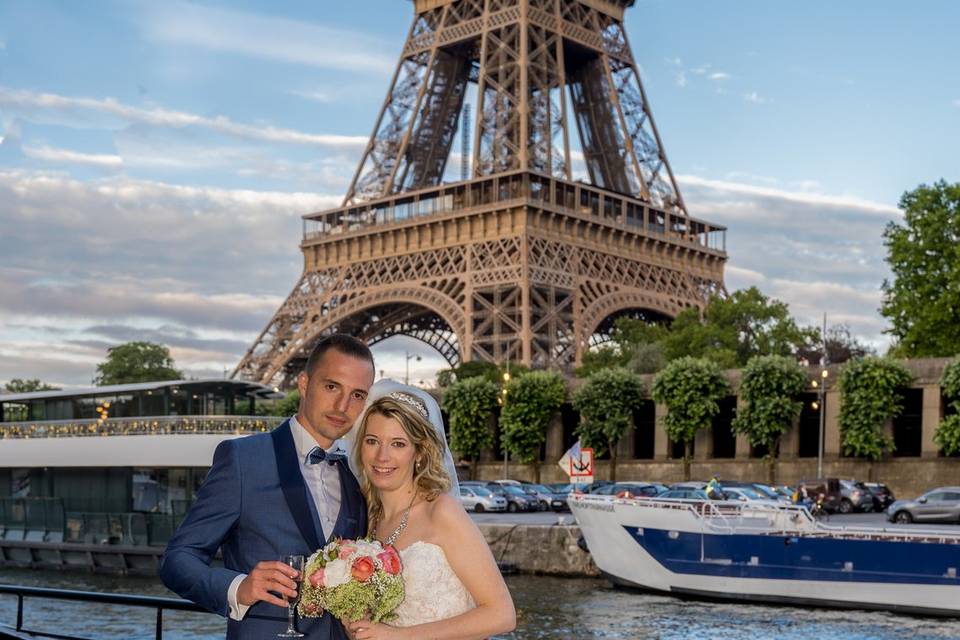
236;560;300;609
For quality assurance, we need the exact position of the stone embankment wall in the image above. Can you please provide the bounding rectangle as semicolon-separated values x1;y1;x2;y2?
476;523;598;577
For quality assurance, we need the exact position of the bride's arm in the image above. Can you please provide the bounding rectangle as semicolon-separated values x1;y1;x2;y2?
349;494;516;640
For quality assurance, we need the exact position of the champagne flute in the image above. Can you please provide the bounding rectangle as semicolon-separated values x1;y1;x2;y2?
277;554;305;638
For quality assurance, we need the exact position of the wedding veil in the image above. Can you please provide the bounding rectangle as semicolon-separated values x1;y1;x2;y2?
344;379;460;498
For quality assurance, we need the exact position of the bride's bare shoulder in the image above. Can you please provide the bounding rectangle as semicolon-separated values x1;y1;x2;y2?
425;493;473;533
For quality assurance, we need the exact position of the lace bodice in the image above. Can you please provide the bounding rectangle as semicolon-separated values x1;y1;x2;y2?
391;541;476;627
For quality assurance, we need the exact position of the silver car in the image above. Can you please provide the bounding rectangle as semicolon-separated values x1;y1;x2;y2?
886;486;960;524
459;485;507;513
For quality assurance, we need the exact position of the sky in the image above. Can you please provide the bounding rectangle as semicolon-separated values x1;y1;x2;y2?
1;0;958;388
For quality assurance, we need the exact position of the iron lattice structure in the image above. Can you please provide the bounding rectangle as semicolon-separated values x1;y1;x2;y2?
235;0;727;387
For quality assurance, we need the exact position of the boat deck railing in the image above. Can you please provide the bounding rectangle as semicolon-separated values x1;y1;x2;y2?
0;584;209;640
581;494;960;544
0;415;285;440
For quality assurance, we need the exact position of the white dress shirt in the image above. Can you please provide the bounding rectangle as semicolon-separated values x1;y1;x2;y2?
227;416;347;621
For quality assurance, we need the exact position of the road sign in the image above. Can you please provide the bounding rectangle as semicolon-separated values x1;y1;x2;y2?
558;440;593;484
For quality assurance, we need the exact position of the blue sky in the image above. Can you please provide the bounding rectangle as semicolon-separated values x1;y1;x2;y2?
1;0;958;387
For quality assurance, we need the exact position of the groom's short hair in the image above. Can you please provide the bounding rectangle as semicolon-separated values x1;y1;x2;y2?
304;334;374;377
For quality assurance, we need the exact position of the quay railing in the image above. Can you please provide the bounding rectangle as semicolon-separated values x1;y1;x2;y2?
0;415;286;440
0;584;209;640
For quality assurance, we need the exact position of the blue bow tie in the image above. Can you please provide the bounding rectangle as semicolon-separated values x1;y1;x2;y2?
307;446;346;466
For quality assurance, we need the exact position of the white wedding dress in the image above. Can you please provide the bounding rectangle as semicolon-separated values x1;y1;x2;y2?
391;541;476;627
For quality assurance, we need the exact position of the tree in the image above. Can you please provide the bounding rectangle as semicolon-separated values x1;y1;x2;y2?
797;324;876;365
651;357;729;480
587;288;816;373
500;371;566;483
572;368;646;482
934;360;960;456
664;288;817;367
4;378;59;393
732;356;807;484
442;377;499;480
94;341;183;385
881;180;960;357
838;357;913;479
436;361;500;388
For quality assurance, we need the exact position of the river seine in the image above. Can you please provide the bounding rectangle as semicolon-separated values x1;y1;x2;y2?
2;569;959;639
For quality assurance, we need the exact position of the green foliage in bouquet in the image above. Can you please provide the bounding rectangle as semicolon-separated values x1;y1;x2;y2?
298;540;406;624
300;574;404;623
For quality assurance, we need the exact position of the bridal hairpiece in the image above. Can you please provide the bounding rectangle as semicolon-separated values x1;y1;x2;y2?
388;391;429;419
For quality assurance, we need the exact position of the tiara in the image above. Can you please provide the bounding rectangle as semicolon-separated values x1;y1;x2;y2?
388;391;429;419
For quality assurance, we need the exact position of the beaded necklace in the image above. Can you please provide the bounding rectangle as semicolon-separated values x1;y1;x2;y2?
374;491;418;546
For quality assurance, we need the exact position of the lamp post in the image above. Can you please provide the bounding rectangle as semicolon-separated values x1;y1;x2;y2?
813;312;829;478
500;368;511;479
811;368;829;478
404;351;421;385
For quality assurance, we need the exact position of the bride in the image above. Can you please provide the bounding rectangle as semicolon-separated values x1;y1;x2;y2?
342;380;516;640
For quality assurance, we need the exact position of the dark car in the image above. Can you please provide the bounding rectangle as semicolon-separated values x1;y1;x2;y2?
798;478;873;513
485;483;538;512
864;482;896;511
547;483;575;511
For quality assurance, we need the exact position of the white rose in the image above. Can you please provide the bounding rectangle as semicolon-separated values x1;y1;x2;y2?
322;559;351;588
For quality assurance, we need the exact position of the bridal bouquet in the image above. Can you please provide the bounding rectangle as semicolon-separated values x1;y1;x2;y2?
298;538;405;623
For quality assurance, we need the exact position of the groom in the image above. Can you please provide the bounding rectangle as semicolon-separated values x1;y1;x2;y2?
160;334;375;639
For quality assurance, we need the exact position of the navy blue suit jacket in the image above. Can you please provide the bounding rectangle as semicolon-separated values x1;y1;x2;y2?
160;420;367;639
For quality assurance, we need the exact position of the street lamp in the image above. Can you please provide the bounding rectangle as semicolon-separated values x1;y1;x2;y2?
811;368;829;478
500;368;510;479
404;351;421;385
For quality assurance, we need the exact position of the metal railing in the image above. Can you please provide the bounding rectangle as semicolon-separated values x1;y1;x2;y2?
0;584;209;640
0;415;285;440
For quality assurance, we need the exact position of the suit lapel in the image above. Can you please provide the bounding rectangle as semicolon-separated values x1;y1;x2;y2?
331;460;367;540
271;421;322;551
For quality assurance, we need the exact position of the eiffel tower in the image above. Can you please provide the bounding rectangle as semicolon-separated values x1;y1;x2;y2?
235;0;727;387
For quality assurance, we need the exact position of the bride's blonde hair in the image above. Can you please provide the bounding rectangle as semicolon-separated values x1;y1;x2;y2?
354;396;451;531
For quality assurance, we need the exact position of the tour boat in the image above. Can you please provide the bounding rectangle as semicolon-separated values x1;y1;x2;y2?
569;493;960;616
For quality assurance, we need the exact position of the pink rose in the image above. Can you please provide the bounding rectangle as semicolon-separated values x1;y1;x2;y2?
338;543;357;560
377;547;402;576
351;556;375;582
308;567;325;587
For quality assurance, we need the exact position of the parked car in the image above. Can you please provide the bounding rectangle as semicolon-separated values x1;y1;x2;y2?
459;484;507;513
723;481;788;503
657;488;710;500
721;487;780;506
670;481;707;489
486;483;538;512
797;478;873;513
886;487;960;524
519;482;558;510
592;482;661;498
864;482;896;511
546;483;575;511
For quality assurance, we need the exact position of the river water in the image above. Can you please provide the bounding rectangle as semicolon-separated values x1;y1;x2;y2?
2;569;959;639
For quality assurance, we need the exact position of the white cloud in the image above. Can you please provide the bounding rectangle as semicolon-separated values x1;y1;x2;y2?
680;176;899;349
677;174;899;216
0;87;368;149
953;99;960;108
744;91;766;104
289;89;336;104
23;145;122;169
675;71;687;88
709;72;730;81
139;3;394;75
